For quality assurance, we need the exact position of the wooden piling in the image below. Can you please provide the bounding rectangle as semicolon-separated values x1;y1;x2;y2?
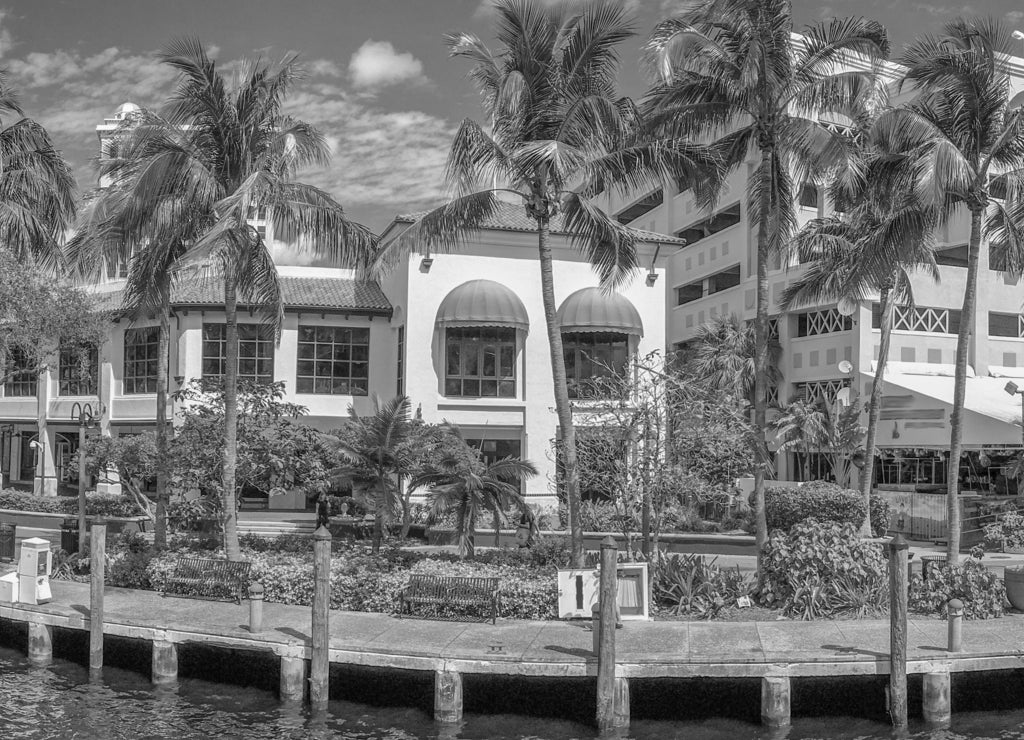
434;668;463;723
310;525;331;709
27;620;52;666
89;521;106;674
888;534;909;729
151;639;178;685
922;669;951;726
279;652;307;703
597;535;626;733
761;676;791;728
248;583;264;634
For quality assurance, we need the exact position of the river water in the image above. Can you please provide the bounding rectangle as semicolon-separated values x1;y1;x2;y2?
4;644;1024;740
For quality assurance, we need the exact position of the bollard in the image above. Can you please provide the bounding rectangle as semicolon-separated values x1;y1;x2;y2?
596;536;626;733
761;676;791;728
27;621;53;666
310;525;331;710
248;583;264;634
888;534;909;729
434;669;463;723
151;639;178;685
89;522;106;674
922;669;951;726
947;598;964;653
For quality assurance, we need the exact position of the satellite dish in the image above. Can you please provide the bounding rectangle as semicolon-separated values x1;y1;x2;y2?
836;297;858;316
838;360;854;374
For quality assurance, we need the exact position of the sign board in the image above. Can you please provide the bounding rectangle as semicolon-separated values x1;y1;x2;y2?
556;563;650;621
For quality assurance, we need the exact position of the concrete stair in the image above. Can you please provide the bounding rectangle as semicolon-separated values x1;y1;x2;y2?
236;517;317;537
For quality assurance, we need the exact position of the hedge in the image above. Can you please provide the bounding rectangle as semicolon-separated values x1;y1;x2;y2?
0;488;144;518
765;481;890;537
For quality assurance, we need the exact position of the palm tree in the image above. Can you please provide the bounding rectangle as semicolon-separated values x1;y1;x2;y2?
0;73;76;270
69;39;375;560
683;314;777;403
329;395;417;553
876;18;1024;562
376;0;718;567
771;398;827;481
411;453;538;559
644;0;889;571
782;186;938;535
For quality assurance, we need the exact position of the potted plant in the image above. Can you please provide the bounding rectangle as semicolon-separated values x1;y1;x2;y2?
983;508;1024;610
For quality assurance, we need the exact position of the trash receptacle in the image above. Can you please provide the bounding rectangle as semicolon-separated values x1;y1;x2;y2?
60;521;78;554
0;522;15;561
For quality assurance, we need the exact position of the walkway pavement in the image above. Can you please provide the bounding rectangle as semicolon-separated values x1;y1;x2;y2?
4;578;1024;679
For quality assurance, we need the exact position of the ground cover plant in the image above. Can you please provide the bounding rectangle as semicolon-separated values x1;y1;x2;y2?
908;556;1005;620
0;489;144;518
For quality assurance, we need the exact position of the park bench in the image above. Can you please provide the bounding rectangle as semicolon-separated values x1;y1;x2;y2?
162;557;251;604
398;574;500;624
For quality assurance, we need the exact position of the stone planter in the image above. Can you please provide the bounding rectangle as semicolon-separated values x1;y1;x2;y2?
1005;566;1024;611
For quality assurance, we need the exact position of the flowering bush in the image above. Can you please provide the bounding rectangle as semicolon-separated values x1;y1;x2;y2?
758;519;887;619
908;557;1005;620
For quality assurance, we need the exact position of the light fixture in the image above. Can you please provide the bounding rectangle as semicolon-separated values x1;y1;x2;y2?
420;253;434;272
1006;380;1020;396
645;270;658;287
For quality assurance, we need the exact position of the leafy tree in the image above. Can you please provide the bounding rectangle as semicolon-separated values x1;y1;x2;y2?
876;18;1024;562
377;0;718;567
410;453;537;559
771;399;828;482
72;40;375;560
645;0;889;571
77;433;159;522
327;395;417;553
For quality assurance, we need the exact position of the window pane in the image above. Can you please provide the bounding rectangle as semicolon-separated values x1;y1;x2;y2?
499;381;515;397
296;377;313;393
463;380;480;397
481;380;497;396
500;345;514;377
483;346;496;377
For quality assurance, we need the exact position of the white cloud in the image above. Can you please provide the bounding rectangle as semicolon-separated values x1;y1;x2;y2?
348;40;428;90
0;9;14;58
1008;10;1024;24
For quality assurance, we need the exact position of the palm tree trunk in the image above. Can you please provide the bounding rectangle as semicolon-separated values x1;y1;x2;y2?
372;476;385;554
946;207;984;564
153;306;170;549
538;217;584;567
859;283;894;536
752;147;773;576
222;267;241;561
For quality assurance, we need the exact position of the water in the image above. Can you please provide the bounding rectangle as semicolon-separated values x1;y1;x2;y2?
4;641;1024;739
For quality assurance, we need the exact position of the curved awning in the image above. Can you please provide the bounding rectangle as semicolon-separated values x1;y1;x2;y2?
436;279;529;331
556;287;644;337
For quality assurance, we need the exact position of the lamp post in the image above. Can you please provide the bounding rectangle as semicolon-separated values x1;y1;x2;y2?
1005;382;1024;493
71;402;103;557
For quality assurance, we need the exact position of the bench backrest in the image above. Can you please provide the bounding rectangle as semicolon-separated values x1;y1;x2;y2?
406;574;498;597
174;557;251;580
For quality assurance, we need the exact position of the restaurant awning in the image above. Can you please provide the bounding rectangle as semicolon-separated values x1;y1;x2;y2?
435;279;530;331
868;363;1024;447
556;287;644;337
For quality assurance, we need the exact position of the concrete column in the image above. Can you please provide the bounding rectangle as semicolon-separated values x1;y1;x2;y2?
434;669;463;723
279;655;307;703
35;367;57;496
761;676;791;728
27;621;53;665
922;670;951;727
151;640;178;685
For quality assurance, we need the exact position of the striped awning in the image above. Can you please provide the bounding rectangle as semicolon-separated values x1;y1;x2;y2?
436;279;529;331
556;287;644;337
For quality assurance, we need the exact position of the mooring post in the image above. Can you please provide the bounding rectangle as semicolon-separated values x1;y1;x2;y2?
27;620;53;666
922;669;951;726
888;534;909;729
248;582;264;634
310;525;331;710
151;639;178;685
280;646;307;703
434;667;464;723
596;535;627;733
761;676;791;728
947;598;963;652
89;521;106;674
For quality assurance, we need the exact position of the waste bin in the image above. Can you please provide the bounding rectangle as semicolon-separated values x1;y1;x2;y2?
0;522;14;561
60;521;79;554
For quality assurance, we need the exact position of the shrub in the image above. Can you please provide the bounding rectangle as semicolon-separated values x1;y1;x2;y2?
516;534;572;568
759;519;887;619
0;489;144;517
108;549;156;589
765;482;866;533
653;553;751;619
166;498;220;533
983;509;1024;551
869;494;891;537
238;532;314;553
909;558;1005;620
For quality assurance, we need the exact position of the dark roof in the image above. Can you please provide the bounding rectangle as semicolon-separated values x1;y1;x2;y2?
98;276;392;316
394;201;685;245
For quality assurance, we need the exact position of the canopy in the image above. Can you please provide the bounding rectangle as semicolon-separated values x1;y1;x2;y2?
435;279;529;331
556;287;644;337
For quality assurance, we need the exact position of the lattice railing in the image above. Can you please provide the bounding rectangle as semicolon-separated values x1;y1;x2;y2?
798;379;849;406
894;306;948;333
798;308;852;337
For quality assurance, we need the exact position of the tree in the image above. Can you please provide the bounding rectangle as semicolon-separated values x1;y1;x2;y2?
782;182;938;534
682;314;779;404
328;395;417;554
410;452;537;559
0;76;76;270
73;40;375;560
645;0;889;573
376;0;718;567
771;399;827;481
876;18;1024;562
77;433;159;522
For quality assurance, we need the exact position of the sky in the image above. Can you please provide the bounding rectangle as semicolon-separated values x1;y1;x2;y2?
4;0;1024;242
